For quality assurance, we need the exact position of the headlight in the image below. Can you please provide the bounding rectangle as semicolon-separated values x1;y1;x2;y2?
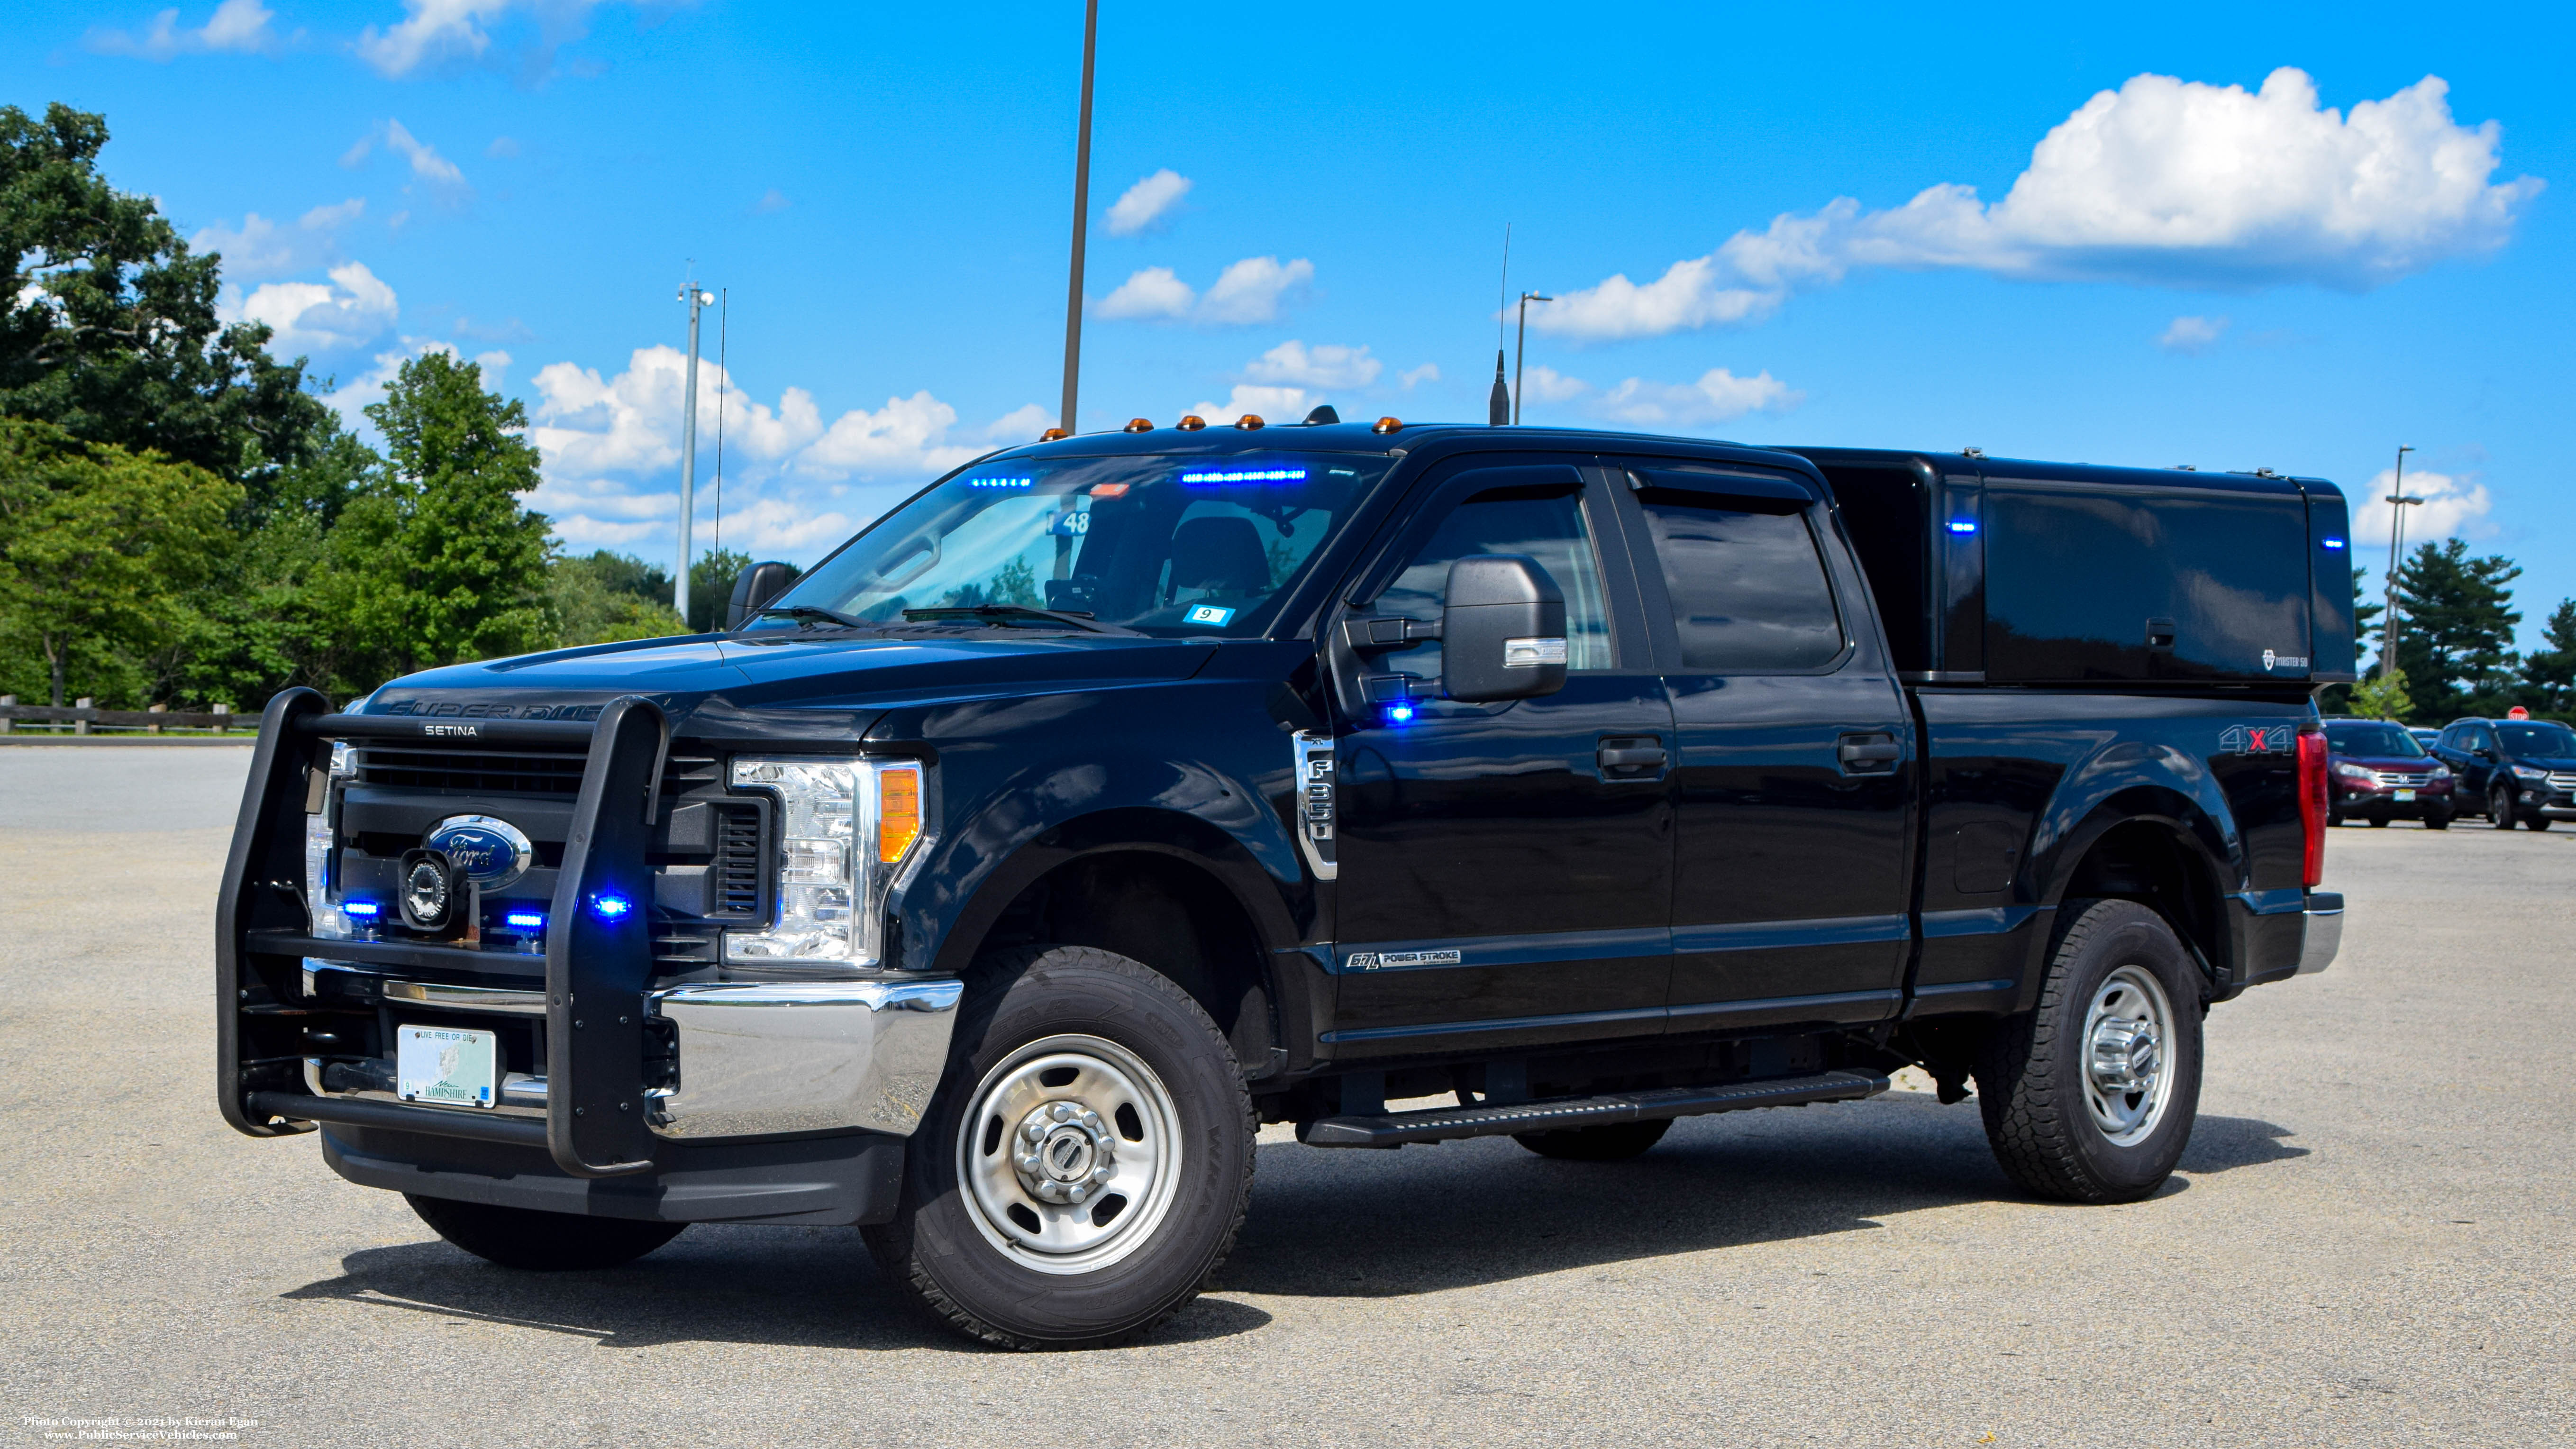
2331;762;2374;780
2430;764;2452;779
2512;764;2549;781
305;742;359;938
724;756;928;970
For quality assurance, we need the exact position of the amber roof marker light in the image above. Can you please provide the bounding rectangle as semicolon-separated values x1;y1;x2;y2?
1123;418;1154;433
1372;417;1405;434
1233;414;1265;430
1175;414;1207;431
1039;427;1072;441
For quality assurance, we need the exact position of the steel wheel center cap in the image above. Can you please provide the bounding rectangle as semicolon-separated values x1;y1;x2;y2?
2090;1019;2160;1094
1011;1101;1117;1204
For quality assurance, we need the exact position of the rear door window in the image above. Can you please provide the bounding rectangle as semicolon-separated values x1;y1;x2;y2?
1627;476;1845;672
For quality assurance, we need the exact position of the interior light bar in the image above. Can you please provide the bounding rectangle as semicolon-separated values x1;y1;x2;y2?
1180;468;1308;484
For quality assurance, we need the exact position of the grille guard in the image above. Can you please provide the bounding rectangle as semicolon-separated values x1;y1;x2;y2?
218;688;674;1177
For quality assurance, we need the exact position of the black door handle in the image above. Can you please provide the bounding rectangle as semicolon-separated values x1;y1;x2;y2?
1598;737;1666;777
1837;732;1902;774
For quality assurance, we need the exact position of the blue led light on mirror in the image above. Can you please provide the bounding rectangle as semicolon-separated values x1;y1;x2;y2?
1384;703;1416;725
1179;467;1308;484
589;893;634;921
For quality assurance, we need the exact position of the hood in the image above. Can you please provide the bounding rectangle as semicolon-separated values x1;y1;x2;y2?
2335;753;2441;770
2504;754;2576;771
362;630;1220;728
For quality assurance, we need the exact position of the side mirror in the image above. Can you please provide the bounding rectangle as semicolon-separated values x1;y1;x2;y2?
1439;554;1567;702
727;560;801;630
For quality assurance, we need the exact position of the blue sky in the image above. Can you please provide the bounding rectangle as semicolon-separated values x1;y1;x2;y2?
10;1;2570;646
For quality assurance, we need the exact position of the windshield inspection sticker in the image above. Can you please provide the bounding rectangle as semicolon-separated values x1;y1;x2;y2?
1184;604;1236;626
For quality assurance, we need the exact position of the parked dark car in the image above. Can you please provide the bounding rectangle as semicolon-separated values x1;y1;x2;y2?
2321;718;2453;828
2408;726;2441;752
2430;717;2576;830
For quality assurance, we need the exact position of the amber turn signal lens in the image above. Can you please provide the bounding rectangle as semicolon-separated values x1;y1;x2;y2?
1176;414;1207;431
1372;416;1404;434
877;764;923;864
1233;414;1265;430
1123;418;1153;432
1040;427;1071;441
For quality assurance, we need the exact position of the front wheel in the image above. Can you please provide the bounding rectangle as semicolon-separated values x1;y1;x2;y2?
2424;809;2452;830
2492;786;2518;829
406;1195;686;1270
863;945;1255;1350
2367;815;2390;828
1973;898;2203;1204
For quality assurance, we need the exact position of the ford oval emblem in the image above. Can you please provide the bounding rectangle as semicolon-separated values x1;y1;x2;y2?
423;814;535;891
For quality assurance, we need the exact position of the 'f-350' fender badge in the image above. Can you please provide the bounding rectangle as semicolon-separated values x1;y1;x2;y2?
1345;948;1464;971
2220;725;2296;755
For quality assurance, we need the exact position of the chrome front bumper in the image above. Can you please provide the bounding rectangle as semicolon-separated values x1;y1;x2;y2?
2296;892;2344;975
300;962;962;1141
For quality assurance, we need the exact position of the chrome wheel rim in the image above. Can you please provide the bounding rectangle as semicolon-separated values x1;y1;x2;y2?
2081;965;2175;1147
956;1033;1183;1275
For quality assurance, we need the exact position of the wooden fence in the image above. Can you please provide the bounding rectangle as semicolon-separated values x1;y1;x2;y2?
0;696;244;736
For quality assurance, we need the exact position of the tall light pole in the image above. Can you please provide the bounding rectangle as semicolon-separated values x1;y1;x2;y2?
1058;0;1098;436
675;282;714;627
1512;291;1551;424
2381;444;2419;682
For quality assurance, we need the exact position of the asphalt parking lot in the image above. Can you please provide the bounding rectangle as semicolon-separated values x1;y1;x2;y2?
3;746;2570;1448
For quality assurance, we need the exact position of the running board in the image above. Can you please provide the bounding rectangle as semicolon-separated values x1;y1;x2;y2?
1297;1069;1890;1148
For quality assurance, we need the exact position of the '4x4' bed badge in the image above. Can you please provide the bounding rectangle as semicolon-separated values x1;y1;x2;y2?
2219;725;2295;756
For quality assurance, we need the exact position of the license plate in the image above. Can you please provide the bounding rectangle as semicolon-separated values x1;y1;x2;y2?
397;1025;499;1109
2394;789;2416;802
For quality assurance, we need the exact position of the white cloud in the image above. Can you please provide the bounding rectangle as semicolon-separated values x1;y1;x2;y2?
983;403;1054;442
2351;467;2489;548
1096;266;1196;320
322;337;509;431
1198;255;1312;324
1187;385;1316;426
1593;368;1804;427
1096;256;1316;325
1542;69;2543;341
1105;169;1192;236
358;0;506;76
90;0;275;58
1520;365;1589;404
753;189;792;215
487;136;521;158
385;120;468;190
1398;364;1440;390
191;198;365;281
2158;315;2230;353
1244;340;1380;389
800;393;986;478
230;261;400;354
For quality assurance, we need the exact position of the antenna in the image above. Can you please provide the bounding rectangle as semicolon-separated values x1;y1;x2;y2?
1497;223;1511;351
713;287;727;563
1489;224;1512;426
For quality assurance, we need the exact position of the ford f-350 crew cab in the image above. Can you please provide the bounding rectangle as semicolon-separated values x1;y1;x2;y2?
218;422;2353;1349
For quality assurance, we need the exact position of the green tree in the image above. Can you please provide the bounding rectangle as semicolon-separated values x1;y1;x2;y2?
0;418;240;704
2389;538;2520;721
2520;600;2576;719
552;549;686;647
2346;668;2413;723
688;548;757;633
0;103;334;486
328;352;555;682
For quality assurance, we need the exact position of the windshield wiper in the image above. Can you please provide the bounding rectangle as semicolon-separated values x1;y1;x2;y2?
752;604;873;631
900;604;1140;636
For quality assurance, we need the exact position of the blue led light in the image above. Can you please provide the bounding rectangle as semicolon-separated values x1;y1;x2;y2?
1179;467;1308;484
589;893;634;922
1946;519;1979;535
343;900;382;919
1384;703;1416;725
504;911;546;930
2321;537;2347;550
966;476;1034;488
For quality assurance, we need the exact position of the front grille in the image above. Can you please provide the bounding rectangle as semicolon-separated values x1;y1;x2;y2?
2372;770;2433;787
714;804;763;916
2549;771;2576;792
654;927;720;967
354;747;719;798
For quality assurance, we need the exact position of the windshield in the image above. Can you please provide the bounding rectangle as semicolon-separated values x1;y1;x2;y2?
2325;722;2426;757
2498;722;2576;758
756;452;1393;638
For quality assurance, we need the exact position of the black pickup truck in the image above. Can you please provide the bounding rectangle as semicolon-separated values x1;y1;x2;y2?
218;420;2353;1349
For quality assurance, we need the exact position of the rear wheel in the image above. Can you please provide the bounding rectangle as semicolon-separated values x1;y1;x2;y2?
2367;815;2390;828
863;945;1254;1350
406;1195;686;1270
1514;1119;1671;1160
1973;898;2203;1204
2492;786;2518;829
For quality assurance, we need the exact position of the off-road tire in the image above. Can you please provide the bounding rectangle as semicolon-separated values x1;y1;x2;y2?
1513;1119;1672;1160
406;1195;686;1270
862;945;1255;1350
2491;786;2517;829
1972;898;2203;1204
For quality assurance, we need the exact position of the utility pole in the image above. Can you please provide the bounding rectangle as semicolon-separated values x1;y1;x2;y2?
675;281;713;626
1512;291;1551;424
2381;444;2418;682
1058;0;1099;435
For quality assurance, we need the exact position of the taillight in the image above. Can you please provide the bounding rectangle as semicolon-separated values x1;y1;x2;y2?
2297;727;2329;887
